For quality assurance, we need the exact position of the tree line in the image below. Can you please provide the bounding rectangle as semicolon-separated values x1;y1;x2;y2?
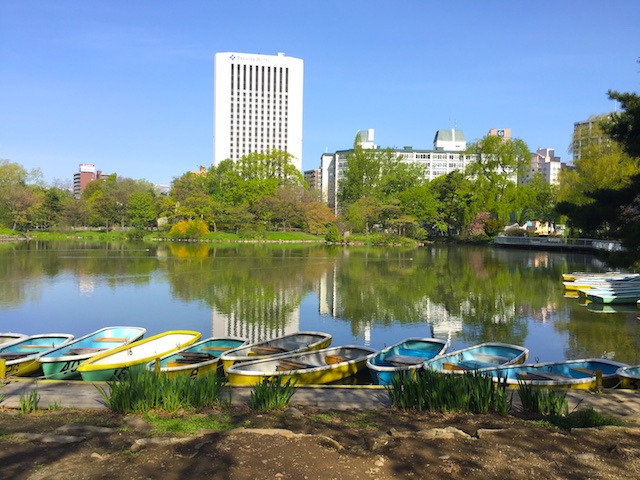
0;84;638;261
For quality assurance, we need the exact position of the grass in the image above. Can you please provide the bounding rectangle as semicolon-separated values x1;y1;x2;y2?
545;407;624;431
19;384;39;413
96;368;229;414
387;369;512;415
249;376;298;411
145;411;236;435
47;401;63;411
518;381;569;416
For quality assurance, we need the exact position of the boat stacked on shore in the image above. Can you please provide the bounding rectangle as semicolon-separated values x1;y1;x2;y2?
563;271;640;313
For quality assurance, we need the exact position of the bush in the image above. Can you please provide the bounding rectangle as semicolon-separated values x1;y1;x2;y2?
169;219;210;239
484;219;504;237
325;224;343;243
504;227;527;237
250;376;297;411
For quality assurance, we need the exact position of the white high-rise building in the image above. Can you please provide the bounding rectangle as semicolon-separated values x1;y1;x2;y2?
213;52;304;172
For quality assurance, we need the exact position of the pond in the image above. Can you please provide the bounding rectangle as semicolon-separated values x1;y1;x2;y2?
1;241;639;366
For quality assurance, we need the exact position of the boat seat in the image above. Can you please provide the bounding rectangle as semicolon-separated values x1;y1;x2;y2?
570;367;599;376
179;352;215;361
0;352;31;360
443;362;468;371
68;348;105;355
19;345;55;349
518;372;572;381
385;355;428;366
94;337;129;343
200;346;232;351
325;354;347;365
276;359;313;371
251;346;287;355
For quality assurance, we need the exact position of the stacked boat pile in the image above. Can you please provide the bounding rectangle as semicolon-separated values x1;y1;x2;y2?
563;271;640;313
2;325;640;391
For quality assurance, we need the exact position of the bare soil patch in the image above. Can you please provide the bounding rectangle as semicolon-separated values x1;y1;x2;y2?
2;406;640;480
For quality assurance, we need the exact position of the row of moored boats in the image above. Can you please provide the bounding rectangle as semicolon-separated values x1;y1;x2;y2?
563;271;640;310
2;326;640;390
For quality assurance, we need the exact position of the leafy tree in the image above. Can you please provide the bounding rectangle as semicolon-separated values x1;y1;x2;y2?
558;115;639;206
465;135;531;224
337;145;399;207
344;196;383;233
430;171;475;235
127;192;157;229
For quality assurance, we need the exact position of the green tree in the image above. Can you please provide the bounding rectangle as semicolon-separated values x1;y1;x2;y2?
430;171;475;235
465;135;531;224
127;192;157;229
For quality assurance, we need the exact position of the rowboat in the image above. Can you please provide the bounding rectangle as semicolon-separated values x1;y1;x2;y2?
563;277;640;292
586;302;640;314
366;337;448;385
225;345;377;386
424;342;529;373
586;289;640;305
0;334;74;377
562;271;633;282
147;336;248;378
77;330;201;382
0;333;27;346
616;365;640;389
220;331;332;373
38;326;147;380
481;358;628;389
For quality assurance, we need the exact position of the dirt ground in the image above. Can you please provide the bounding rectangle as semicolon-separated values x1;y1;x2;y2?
1;405;640;480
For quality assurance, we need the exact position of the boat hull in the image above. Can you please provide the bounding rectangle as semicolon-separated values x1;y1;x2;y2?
367;338;448;386
225;345;377;386
77;330;201;382
220;331;332;373
39;327;146;380
484;358;628;389
617;366;640;389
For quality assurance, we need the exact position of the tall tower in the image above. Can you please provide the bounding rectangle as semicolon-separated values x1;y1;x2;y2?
213;52;304;172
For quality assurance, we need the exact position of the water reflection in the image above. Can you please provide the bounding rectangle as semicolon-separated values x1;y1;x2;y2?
0;241;638;364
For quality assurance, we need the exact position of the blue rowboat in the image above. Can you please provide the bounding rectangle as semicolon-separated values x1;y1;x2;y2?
366;337;448;386
38;326;147;380
616;365;640;389
482;358;628;389
147;336;248;378
0;334;75;377
424;342;529;373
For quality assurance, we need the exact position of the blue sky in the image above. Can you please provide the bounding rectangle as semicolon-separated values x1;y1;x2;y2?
1;1;638;187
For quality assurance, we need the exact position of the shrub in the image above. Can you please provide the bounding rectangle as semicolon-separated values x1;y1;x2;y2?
325;224;343;243
169;219;210;239
484;219;504;237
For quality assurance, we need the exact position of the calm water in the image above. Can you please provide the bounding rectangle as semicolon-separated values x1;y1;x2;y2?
1;241;639;365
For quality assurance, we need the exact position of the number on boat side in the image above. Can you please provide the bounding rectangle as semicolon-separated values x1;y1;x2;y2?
190;368;199;377
60;360;81;373
111;367;129;381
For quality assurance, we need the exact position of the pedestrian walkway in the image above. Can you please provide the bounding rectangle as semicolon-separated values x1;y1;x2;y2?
2;379;640;421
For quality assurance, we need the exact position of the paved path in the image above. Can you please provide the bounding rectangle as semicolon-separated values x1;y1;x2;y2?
2;379;640;421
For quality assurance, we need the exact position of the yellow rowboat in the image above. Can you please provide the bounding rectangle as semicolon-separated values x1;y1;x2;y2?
220;331;332;373
225;345;377;386
147;336;248;378
77;330;201;382
562;271;630;282
0;334;74;377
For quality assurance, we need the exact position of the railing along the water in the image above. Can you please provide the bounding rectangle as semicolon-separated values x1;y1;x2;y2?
493;236;624;253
